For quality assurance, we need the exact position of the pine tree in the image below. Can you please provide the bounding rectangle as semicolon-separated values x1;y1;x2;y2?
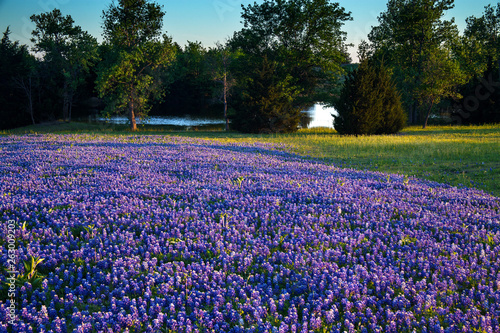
232;56;302;133
334;59;405;135
377;62;406;134
331;69;357;135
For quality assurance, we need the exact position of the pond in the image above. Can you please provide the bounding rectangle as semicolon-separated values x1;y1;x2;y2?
97;115;226;127
303;104;336;129
96;104;337;129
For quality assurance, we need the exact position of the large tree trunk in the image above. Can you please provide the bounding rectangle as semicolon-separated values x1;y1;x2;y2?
423;101;434;129
129;98;137;131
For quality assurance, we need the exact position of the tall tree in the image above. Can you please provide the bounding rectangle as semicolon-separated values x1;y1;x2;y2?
0;27;37;129
333;58;405;135
31;9;99;122
207;43;239;131
368;0;459;125
419;46;466;128
464;3;500;79
229;0;351;133
231;55;302;133
97;0;175;131
236;0;351;100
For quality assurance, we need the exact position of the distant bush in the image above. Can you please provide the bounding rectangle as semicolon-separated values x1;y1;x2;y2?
334;59;406;135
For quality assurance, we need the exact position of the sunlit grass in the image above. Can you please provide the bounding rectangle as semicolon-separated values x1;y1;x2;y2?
259;125;500;196
3;122;499;196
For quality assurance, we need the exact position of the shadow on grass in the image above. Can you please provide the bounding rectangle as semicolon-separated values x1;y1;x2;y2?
3;121;499;196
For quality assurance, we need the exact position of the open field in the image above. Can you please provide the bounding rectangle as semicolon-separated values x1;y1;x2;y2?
4;122;500;196
0;133;499;331
260;125;500;197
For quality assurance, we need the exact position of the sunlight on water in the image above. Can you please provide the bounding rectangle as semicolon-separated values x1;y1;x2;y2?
304;104;337;129
97;105;337;129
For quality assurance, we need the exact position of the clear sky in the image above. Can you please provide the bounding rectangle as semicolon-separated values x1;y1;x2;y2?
0;0;496;61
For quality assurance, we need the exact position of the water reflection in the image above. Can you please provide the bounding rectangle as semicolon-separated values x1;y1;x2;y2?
303;105;337;129
96;105;337;129
98;116;225;126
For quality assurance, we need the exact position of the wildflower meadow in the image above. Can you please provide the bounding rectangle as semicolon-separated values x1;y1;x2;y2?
1;134;499;332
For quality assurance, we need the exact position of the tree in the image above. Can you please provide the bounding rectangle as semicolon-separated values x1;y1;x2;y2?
229;0;351;133
160;42;217;118
368;0;459;125
419;46;466;128
30;9;99;122
464;3;500;80
448;4;500;125
231;56;302;133
97;0;175;131
377;63;407;134
0;27;37;129
207;43;239;131
333;59;405;135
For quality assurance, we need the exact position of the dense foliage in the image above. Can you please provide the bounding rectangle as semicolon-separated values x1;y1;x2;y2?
0;0;499;131
334;60;406;135
368;0;500;127
367;0;468;127
230;0;352;106
228;0;352;133
231;56;303;134
30;9;99;123
97;0;175;131
159;42;214;118
0;28;35;130
451;3;500;125
1;135;499;332
453;69;500;125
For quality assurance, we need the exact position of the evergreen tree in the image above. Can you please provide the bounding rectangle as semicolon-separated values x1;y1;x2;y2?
377;62;407;134
0;27;36;129
332;69;356;135
231;56;302;133
334;59;405;135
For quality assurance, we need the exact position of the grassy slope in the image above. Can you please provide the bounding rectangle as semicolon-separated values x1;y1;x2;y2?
3;122;499;196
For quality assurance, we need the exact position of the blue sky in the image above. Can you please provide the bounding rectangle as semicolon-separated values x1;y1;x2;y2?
0;0;495;61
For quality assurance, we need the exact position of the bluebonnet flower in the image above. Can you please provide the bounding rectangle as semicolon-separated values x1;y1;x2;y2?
0;134;499;331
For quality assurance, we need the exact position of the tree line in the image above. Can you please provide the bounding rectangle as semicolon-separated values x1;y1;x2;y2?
1;0;499;134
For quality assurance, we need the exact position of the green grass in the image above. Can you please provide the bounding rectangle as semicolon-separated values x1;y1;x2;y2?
262;125;500;196
3;121;499;196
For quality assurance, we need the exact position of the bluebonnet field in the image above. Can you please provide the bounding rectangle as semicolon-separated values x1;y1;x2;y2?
1;134;499;332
